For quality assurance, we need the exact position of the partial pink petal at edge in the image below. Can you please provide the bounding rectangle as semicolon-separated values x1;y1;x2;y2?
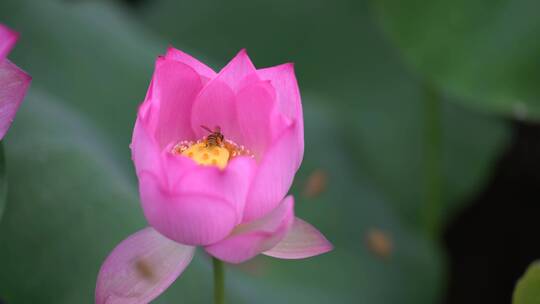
263;217;333;259
96;227;195;304
0;24;18;61
0;60;31;140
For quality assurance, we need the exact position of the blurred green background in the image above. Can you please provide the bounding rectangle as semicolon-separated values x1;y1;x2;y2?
0;0;539;303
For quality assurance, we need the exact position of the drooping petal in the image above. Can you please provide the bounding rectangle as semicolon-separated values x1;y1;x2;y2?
147;57;203;147
242;123;302;221
263;217;333;259
165;47;216;81
257;63;304;159
217;49;258;92
236;81;286;157
190;78;243;143
95;227;195;304
205;196;294;264
0;60;31;140
0;24;18;61
139;172;239;246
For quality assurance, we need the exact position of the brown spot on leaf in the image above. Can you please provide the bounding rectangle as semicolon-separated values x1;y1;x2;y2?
303;169;328;198
365;228;393;260
234;257;267;276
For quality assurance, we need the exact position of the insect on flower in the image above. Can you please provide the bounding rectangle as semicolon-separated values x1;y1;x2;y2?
201;125;224;147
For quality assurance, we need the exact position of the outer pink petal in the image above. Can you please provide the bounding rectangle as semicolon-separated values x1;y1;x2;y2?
235;81;286;157
263;217;333;259
217;49;258;92
165;47;216;81
205;196;294;264
145;57;203;148
242;123;302;221
172;156;257;221
0;24;18;61
139;172;239;246
95;227;195;304
131;119;163;178
0;60;31;140
257;63;304;160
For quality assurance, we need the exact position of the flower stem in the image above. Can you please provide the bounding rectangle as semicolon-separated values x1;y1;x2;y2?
423;83;443;239
212;257;225;304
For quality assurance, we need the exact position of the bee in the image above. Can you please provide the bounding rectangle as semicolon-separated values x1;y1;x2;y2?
201;125;224;147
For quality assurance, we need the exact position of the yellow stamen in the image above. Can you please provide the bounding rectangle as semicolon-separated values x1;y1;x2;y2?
181;143;229;169
171;139;254;170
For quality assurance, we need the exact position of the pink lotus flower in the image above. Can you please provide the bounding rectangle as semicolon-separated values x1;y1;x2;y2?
96;48;332;303
0;24;30;140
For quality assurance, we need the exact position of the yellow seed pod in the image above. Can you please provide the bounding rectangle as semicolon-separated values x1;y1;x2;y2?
181;143;230;169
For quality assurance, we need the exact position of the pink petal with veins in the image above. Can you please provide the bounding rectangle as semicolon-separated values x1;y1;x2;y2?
95;227;195;304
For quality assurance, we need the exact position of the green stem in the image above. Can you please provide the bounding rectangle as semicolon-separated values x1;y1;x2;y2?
423;84;443;238
212;257;225;304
